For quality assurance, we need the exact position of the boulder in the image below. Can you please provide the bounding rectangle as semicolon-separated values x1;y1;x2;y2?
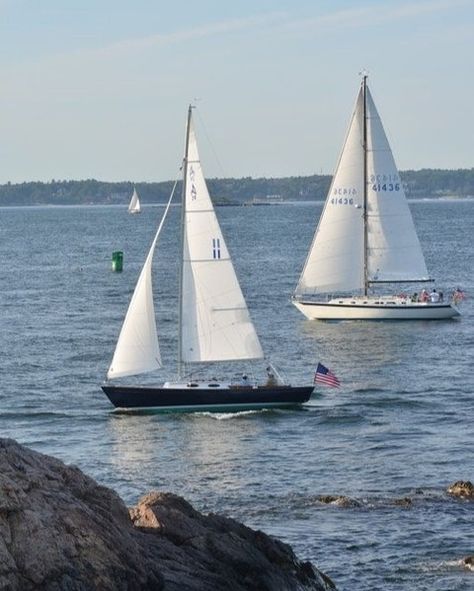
447;480;474;498
392;497;413;507
131;492;336;590
462;556;474;571
0;439;336;591
0;438;163;590
315;495;361;508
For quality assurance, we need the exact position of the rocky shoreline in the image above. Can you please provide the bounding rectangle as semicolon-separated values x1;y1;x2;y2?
0;439;336;590
1;438;472;589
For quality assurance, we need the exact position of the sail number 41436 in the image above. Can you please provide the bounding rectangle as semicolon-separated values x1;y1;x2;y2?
372;183;400;192
331;197;354;205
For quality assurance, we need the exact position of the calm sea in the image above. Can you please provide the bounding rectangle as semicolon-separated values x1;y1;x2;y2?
0;200;472;591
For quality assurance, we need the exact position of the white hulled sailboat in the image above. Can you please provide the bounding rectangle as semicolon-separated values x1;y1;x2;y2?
102;106;314;411
128;187;141;214
293;76;460;321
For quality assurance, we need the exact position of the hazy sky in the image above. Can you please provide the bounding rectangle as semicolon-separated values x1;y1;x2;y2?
1;0;473;183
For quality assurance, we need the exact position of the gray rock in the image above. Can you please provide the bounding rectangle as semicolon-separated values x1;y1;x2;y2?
0;438;163;591
462;556;474;571
315;495;361;508
447;480;474;498
131;492;336;590
0;439;336;591
392;497;413;507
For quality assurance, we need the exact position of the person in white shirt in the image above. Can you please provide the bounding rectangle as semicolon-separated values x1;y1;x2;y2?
430;289;440;303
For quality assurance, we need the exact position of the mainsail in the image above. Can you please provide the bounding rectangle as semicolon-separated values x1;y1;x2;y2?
365;88;429;283
295;78;429;297
180;110;264;364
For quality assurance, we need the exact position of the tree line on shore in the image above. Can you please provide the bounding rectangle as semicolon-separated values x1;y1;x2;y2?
0;168;473;206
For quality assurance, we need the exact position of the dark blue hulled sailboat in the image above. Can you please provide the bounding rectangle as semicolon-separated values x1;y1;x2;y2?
102;106;313;411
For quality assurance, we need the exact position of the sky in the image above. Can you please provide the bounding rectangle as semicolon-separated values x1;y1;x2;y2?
1;0;473;183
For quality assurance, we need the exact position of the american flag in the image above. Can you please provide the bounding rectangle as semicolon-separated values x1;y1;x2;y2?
314;363;340;388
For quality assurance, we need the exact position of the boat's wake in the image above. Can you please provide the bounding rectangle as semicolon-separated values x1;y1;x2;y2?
196;409;276;420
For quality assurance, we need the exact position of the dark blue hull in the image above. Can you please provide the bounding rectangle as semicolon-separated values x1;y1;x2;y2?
101;384;314;412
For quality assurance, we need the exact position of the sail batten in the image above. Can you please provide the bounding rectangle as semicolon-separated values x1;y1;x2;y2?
183;257;231;263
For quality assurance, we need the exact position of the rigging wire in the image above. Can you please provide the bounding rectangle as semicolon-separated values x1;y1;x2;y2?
194;107;227;179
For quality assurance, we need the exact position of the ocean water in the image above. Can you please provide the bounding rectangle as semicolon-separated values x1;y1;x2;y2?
0;200;472;591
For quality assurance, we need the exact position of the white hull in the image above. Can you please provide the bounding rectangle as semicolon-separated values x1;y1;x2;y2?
293;297;460;320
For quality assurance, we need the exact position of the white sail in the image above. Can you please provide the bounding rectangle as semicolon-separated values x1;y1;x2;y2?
128;187;141;213
107;247;160;379
107;191;175;379
295;79;429;297
180;112;263;363
365;88;429;282
295;88;365;295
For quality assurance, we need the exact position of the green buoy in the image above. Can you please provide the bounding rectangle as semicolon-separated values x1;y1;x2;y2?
112;251;123;272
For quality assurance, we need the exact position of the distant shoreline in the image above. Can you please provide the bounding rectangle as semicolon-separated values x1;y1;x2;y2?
0;168;473;206
2;196;474;210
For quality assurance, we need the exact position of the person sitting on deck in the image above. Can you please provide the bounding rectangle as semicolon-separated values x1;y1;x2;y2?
420;289;429;302
265;367;278;387
453;288;465;304
240;374;249;386
430;289;440;303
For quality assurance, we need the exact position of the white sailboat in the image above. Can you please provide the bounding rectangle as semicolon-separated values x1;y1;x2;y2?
102;106;314;411
128;187;141;214
293;76;460;321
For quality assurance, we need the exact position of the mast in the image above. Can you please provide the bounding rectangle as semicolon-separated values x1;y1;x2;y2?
362;74;369;296
178;105;193;379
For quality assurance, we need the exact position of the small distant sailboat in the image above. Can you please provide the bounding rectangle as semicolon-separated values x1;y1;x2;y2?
128;187;141;214
102;106;314;411
292;75;460;321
